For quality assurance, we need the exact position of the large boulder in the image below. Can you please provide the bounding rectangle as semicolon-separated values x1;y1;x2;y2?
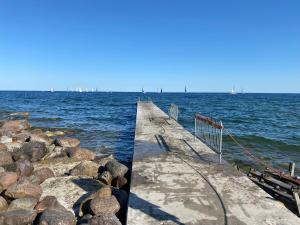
0;196;8;212
35;196;66;213
1;120;31;134
98;155;114;167
41;176;102;214
67;147;96;161
37;209;76;225
89;214;121;225
89;186;120;216
42;146;66;160
56;138;80;148
70;161;99;177
0;209;37;225
111;176;127;189
0;151;13;167
5;178;42;199
0;172;19;192
32;167;55;184
18;141;48;162
7;197;38;211
13;131;31;143
105;160;128;178
29;133;52;146
15;159;34;177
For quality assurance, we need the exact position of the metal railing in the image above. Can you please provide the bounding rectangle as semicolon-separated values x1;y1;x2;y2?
168;104;179;121
194;113;223;164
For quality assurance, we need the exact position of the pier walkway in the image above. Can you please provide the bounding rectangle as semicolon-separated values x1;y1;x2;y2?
127;101;299;225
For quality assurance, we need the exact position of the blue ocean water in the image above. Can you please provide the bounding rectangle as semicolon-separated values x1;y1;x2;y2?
0;91;299;172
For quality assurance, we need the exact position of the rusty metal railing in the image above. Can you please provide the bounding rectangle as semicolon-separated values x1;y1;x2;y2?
194;113;223;164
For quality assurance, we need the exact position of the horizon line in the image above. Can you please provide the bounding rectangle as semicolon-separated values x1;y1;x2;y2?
0;90;299;94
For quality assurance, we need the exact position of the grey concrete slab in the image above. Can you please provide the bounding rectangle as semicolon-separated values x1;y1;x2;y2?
127;101;300;225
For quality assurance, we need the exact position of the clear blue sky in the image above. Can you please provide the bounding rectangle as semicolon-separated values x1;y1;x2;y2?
0;0;299;92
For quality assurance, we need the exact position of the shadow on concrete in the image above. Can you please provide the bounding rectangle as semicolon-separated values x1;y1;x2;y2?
157;136;228;225
182;139;219;164
129;193;185;225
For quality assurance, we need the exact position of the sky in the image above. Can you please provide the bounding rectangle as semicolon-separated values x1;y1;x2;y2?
0;0;299;93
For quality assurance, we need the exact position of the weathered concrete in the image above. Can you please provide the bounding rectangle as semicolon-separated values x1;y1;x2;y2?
127;101;300;225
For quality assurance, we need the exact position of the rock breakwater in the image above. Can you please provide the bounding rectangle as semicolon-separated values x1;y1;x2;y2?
0;113;129;225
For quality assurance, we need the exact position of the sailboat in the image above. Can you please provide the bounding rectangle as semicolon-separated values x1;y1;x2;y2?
50;88;54;92
230;87;237;95
142;88;145;94
160;88;163;93
185;86;187;93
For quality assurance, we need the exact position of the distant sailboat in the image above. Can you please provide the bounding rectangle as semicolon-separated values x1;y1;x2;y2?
50;88;54;92
142;88;145;94
230;87;237;95
160;88;163;93
185;86;187;93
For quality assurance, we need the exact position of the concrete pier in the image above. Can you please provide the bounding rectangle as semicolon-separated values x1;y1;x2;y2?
127;101;299;225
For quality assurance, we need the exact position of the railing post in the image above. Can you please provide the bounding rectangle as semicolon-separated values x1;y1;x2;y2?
219;121;223;164
194;116;196;142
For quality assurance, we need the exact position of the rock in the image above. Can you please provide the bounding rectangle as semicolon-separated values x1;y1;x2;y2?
0;167;5;173
37;209;76;225
32;168;55;184
29;133;52;146
15;159;34;177
111;176;127;189
0;172;19;192
7;197;38;211
90;187;120;215
98;155;114;167
70;161;99;177
0;196;8;212
105;160;128;178
40;176;101;213
35;196;66;213
98;171;113;186
45;131;64;137
89;214;121;225
56;138;80;148
4;142;23;152
0;136;12;144
33;157;81;177
66;147;95;161
18;141;48;162
0;151;13;167
0;209;37;225
13;131;31;143
42;146;66;160
21;175;43;185
47;144;56;152
78;186;113;217
1;120;31;134
0;143;7;151
5;178;42;199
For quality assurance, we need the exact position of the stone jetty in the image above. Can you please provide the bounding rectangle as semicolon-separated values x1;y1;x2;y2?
0;114;129;225
127;101;300;225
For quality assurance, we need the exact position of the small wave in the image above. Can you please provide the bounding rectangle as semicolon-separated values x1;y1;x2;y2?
223;134;300;153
